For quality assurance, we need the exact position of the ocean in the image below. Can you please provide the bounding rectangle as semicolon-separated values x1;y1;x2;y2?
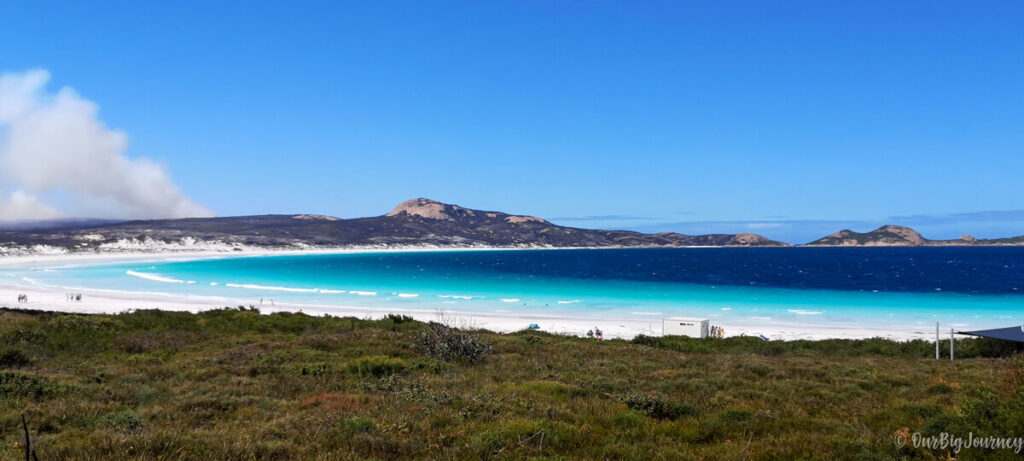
7;247;1024;332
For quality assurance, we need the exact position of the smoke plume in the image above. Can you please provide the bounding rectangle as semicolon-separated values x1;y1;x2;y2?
0;69;213;220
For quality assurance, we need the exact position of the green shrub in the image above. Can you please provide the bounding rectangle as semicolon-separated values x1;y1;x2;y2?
301;363;328;376
346;356;407;377
384;314;415;324
0;347;31;368
338;416;378;435
513;380;587;401
415;323;492;364
632;334;1024;358
136;387;170;405
114;331;191;353
0;371;63;399
717;408;755;424
3;327;48;348
99;409;145;431
620;392;697;420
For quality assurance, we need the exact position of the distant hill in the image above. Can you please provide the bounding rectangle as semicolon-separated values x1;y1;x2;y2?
0;218;123;232
0;198;787;253
805;225;1024;246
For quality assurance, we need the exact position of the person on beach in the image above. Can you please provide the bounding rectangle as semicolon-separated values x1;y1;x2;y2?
595;327;603;340
586;329;594;338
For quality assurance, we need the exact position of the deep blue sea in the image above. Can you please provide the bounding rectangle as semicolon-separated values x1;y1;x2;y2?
7;248;1024;331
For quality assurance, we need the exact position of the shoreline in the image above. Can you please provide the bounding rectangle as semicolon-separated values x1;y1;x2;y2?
0;247;961;341
0;289;937;342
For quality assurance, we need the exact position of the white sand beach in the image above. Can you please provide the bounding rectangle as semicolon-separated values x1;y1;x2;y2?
0;249;939;342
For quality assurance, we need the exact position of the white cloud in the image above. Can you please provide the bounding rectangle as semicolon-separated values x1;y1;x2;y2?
0;69;212;220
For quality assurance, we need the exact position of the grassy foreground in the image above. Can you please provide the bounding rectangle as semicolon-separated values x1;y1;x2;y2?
1;307;1023;460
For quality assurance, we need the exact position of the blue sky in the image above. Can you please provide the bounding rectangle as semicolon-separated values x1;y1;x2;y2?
1;1;1022;243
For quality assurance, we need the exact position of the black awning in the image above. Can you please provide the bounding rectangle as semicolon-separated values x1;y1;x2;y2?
958;325;1024;343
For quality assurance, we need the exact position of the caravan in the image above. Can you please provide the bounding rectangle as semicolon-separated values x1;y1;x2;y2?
662;317;709;338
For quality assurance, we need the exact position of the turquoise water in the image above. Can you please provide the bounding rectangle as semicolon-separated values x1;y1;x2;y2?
6;248;1024;330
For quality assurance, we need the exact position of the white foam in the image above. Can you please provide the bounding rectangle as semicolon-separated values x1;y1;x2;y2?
319;289;347;294
225;283;319;293
439;294;475;300
397;293;419;298
501;298;520;303
350;291;377;296
125;270;185;284
721;307;732;311
630;311;662;316
557;300;581;304
788;309;824;315
209;282;218;286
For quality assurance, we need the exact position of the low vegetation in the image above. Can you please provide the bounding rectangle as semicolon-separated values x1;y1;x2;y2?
414;322;493;364
0;306;1022;459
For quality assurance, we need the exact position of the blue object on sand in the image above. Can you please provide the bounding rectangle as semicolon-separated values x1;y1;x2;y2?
529;323;540;330
758;335;770;341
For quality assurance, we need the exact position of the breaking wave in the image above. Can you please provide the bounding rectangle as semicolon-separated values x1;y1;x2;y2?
225;283;318;293
439;294;476;300
126;270;185;284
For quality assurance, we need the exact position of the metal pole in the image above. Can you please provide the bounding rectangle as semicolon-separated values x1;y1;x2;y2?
950;328;955;361
936;323;940;359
